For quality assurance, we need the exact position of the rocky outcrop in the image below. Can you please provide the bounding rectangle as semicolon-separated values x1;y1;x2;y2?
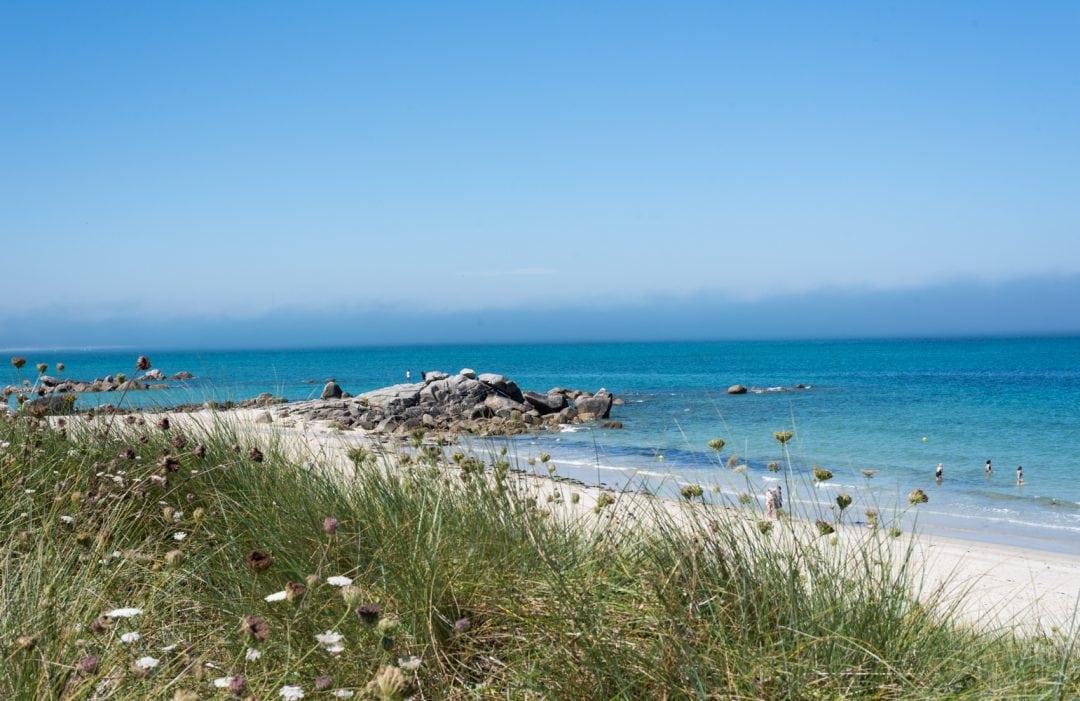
321;381;343;399
3;368;195;398
276;369;618;437
573;389;613;420
727;384;748;395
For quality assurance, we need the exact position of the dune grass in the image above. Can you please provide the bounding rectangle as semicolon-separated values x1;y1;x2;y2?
2;408;1078;700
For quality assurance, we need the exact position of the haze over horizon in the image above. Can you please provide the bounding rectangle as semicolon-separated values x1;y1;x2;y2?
3;2;1079;347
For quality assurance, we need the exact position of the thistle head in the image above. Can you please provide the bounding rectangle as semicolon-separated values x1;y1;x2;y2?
773;431;793;445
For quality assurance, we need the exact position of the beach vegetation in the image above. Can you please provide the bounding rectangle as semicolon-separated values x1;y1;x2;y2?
1;390;1078;698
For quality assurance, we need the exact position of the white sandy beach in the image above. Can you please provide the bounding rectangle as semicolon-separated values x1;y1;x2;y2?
137;407;1080;637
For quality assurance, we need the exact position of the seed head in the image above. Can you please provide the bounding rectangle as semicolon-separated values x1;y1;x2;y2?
56;362;65;372
322;517;340;535
171;434;188;450
165;549;185;566
136;356;152;371
36;363;48;374
194;443;207;459
453;617;471;634
228;675;249;696
244;549;273;572
366;665;408;701
11;356;26;370
242;615;270;641
356;602;382;625
76;654;99;674
247;447;264;463
285;581;307;601
315;675;333;691
157;417;170;431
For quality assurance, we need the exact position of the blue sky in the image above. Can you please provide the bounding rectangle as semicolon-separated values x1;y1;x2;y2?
2;2;1078;345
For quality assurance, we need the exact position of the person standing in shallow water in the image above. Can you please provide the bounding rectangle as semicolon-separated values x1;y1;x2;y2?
1016;465;1024;484
986;459;992;475
936;463;943;481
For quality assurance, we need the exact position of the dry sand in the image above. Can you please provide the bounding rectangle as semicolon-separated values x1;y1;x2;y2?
152;407;1080;636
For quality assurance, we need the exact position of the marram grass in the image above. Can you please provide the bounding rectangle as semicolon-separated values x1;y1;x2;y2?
1;410;1078;700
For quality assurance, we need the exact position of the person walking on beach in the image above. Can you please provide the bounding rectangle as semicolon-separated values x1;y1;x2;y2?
1016;465;1024;484
765;487;777;518
935;463;943;481
985;459;992;475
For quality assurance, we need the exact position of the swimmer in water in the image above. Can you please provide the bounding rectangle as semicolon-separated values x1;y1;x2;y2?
985;459;992;475
1016;465;1024;484
935;463;943;480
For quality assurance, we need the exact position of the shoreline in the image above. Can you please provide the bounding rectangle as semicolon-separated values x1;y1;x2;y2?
108;405;1080;635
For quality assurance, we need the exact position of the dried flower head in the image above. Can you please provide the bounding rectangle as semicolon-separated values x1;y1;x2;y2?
356;602;382;625
11;356;26;370
194;442;207;459
76;654;99;674
908;489;929;505
815;520;835;536
812;466;833;482
171;434;188;450
365;666;408;701
242;615;270;641
453;617;471;634
244;549;273;572
228;675;249;696
165;549;185;567
322;517;340;535
157;417;170;431
90;617;113;635
315;675;333;691
836;494;852;511
707;438;726;452
286;581;307;601
56;362;65;372
773;431;793;445
136;356;152;371
36;363;48;374
159;455;181;472
248;447;264;463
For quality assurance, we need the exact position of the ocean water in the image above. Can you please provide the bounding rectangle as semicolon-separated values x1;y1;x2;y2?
6;337;1080;554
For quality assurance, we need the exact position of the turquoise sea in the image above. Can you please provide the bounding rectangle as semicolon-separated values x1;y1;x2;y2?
6;337;1080;555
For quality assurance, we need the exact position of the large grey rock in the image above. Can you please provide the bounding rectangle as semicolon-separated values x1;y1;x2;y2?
459;368;476;379
484;394;530;417
171;371;195;380
422;371;449;383
478;373;524;402
321;381;343;399
522;391;567;415
27;394;77;415
116;380;146;391
39;375;61;387
573;389;613;421
138;369;166;381
727;384;748;395
360;383;422;411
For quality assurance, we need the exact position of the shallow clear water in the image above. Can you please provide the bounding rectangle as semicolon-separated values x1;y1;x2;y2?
7;337;1080;554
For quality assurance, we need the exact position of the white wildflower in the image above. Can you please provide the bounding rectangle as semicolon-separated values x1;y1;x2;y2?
121;631;141;644
332;691;355;699
213;676;235;688
279;685;305;700
315;631;344;646
323;643;345;655
67;449;79;456
398;655;422;672
264;590;288;602
161;644;177;652
325;575;352;587
172;511;183;522
0;441;10;449
173;531;187;541
133;656;159;670
24;488;35;494
60;515;75;525
105;607;143;618
245;647;262;661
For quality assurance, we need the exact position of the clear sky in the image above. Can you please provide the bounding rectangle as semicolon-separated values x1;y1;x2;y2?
2;2;1078;346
